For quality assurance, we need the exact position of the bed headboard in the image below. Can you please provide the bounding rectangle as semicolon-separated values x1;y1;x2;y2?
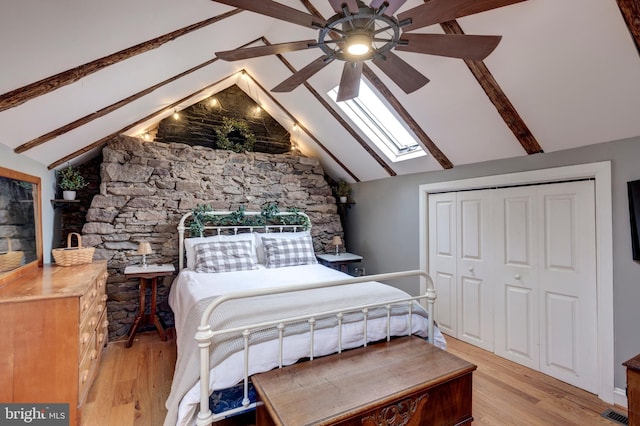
177;210;311;271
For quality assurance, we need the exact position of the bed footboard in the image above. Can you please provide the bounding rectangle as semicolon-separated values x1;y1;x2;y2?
194;270;436;426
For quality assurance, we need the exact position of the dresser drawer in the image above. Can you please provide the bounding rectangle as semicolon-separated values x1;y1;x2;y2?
79;279;98;321
96;308;109;351
78;332;98;400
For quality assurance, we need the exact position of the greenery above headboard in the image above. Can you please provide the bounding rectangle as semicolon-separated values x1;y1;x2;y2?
189;202;311;237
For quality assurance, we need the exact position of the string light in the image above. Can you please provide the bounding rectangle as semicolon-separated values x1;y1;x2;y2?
210;98;218;107
143;131;150;141
173;109;180;120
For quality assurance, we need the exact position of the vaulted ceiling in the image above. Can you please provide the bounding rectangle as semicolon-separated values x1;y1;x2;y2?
1;0;639;183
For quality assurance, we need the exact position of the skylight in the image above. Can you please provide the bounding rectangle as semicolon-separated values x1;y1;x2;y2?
328;79;426;162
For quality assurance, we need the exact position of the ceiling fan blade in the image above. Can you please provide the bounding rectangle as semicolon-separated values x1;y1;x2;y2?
336;62;364;102
396;33;502;61
398;0;526;32
272;56;335;92
216;40;318;61
212;0;326;28
369;0;408;16
329;0;360;14
372;51;429;94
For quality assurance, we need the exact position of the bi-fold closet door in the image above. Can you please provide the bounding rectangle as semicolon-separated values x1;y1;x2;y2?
429;180;598;393
428;189;494;352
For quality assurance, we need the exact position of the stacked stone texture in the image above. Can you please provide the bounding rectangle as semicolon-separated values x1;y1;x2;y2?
83;135;343;339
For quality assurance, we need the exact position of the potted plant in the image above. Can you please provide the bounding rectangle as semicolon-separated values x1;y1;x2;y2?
335;180;351;203
57;163;87;200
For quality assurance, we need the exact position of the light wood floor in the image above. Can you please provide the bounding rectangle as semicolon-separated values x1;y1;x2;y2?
83;331;627;425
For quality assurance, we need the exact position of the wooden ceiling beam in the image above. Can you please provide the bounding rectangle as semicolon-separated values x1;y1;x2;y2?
15;57;220;154
48;73;239;169
616;0;640;55
0;9;242;112
440;20;543;155
362;65;453;169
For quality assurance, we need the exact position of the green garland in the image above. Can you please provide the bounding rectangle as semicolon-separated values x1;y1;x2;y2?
214;117;256;153
189;202;310;236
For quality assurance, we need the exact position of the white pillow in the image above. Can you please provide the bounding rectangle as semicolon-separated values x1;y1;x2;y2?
184;233;257;269
253;230;312;264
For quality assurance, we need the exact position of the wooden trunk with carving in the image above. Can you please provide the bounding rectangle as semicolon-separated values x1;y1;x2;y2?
253;336;475;426
0;261;108;426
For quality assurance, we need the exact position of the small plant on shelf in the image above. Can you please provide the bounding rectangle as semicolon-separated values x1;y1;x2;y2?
335;180;351;203
57;163;87;200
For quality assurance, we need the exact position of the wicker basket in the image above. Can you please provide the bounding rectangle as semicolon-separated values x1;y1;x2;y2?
0;239;24;272
52;233;95;267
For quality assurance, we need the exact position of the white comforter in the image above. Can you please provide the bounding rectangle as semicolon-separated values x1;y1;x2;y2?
165;264;445;426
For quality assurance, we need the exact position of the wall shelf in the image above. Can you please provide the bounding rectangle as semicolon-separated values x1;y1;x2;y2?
51;199;81;208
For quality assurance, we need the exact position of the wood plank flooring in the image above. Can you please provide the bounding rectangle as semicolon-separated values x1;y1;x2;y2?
83;331;626;425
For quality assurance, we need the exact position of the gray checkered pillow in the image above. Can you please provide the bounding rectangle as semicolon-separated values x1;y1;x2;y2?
194;240;258;273
262;235;317;268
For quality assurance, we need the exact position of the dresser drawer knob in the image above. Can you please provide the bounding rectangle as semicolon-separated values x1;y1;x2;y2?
90;349;98;360
81;370;90;383
82;333;91;344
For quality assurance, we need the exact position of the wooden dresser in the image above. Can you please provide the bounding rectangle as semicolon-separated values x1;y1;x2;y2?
0;261;108;426
253;336;476;426
624;354;640;426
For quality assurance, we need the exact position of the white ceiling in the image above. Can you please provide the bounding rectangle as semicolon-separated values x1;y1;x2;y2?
1;0;639;183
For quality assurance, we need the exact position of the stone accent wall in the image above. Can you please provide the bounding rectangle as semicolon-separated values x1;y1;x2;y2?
83;135;343;339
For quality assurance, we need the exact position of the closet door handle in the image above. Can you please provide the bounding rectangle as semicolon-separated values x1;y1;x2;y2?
514;274;521;280
467;266;474;273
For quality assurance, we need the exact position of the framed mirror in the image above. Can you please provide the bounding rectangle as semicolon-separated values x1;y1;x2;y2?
0;167;43;285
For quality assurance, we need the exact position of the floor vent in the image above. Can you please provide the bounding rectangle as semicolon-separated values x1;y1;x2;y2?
601;408;629;425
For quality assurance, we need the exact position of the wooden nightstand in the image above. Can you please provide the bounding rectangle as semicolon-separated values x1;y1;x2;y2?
124;264;175;347
316;252;363;275
624;353;640;425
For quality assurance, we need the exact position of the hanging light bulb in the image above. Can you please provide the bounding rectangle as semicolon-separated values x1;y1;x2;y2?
173;110;180;120
346;33;372;56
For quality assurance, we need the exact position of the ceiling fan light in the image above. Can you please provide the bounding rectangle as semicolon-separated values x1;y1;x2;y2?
346;34;371;56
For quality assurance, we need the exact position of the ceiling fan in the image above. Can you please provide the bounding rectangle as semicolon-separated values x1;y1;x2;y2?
213;0;526;101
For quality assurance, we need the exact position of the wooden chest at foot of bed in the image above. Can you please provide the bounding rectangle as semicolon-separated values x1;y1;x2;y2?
252;336;476;426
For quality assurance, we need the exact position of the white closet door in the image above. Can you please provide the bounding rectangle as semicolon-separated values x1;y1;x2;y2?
428;192;457;337
456;190;493;351
537;181;598;393
493;187;540;369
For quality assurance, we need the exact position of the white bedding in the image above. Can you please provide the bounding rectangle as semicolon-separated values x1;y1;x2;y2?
165;263;445;426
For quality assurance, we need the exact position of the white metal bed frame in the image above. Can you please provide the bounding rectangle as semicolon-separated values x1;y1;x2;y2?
176;211;437;426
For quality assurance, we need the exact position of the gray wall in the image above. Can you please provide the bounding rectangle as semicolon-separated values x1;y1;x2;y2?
346;135;640;392
0;144;56;262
